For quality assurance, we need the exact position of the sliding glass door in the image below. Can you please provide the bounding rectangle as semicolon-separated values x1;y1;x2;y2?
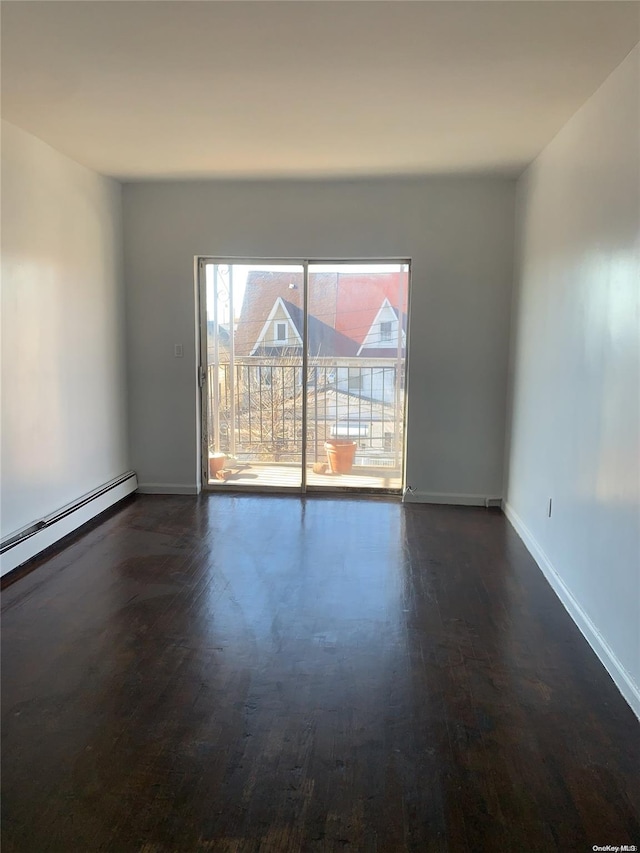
305;263;408;491
201;261;305;490
199;259;409;493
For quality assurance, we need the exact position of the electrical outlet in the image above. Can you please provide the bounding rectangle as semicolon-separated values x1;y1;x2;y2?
174;344;184;358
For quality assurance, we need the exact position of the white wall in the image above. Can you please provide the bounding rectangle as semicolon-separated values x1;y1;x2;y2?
1;121;130;541
123;176;515;498
505;46;640;714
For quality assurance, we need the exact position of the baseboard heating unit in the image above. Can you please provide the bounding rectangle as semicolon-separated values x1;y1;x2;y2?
0;471;138;577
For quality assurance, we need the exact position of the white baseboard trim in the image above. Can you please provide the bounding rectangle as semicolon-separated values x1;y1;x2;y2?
136;483;200;495
504;501;640;720
403;491;502;507
0;471;138;577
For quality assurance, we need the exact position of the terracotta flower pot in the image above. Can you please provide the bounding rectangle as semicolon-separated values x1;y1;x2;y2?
324;440;357;474
208;453;226;479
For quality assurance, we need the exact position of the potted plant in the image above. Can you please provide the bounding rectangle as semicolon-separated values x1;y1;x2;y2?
208;451;226;479
324;439;357;474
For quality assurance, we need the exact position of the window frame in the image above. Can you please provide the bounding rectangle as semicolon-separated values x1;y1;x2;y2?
380;320;392;342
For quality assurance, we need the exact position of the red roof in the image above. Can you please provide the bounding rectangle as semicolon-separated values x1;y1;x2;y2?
235;269;408;356
235;271;338;356
334;272;408;346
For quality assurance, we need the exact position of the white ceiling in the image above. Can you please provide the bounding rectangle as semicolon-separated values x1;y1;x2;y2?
1;1;638;180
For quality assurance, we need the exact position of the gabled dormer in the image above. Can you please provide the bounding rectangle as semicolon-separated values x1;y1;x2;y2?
250;297;303;355
357;298;406;356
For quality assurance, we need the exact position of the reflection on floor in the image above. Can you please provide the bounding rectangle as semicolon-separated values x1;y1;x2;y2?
207;462;402;490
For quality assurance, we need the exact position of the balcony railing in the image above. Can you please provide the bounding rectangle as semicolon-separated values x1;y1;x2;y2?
207;357;404;468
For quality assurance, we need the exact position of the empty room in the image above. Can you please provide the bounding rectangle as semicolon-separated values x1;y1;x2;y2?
1;2;638;851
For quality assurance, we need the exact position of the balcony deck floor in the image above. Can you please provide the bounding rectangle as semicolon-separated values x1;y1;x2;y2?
207;462;402;491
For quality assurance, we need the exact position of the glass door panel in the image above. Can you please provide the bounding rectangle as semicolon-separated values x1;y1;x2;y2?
203;262;305;490
306;263;409;492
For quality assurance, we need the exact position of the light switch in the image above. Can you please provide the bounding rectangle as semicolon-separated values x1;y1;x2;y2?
174;344;184;358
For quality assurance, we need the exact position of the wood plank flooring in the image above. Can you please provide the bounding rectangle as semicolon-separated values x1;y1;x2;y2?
2;494;638;852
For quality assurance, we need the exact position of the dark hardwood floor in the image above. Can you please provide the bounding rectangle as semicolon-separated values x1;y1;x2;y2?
1;494;638;852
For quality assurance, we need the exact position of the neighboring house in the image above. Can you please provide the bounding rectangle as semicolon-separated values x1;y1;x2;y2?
234;270;338;357
335;297;407;404
356;298;407;357
234;270;407;404
249;297;358;358
333;272;408;354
